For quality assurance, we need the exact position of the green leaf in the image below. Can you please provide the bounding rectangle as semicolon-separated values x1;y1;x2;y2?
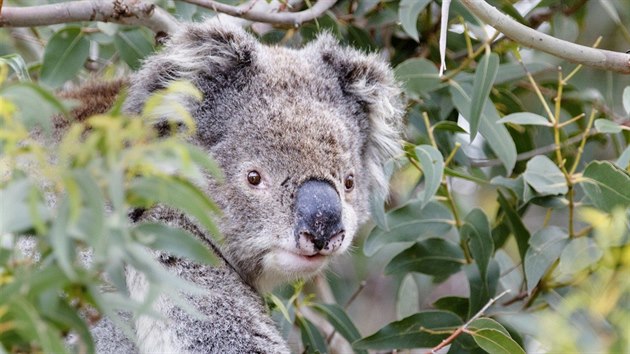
296;316;327;354
496;191;530;260
469;328;525;354
1;82;69;132
623;86;630;115
462;209;494;282
0;179;47;234
129;176;221;239
450;81;516;174
398;0;432;42
496;112;552;126
354;310;463;350
524;226;569;294
469;52;500;140
396;274;420;319
557;237;603;276
312;303;366;354
364;200;453;256
433;120;468;133
581;161;630;212
369;159;396;230
50;197;78;281
493;62;552;84
114;29;155;70
433;297;469;320
386;238;465;276
133;223;219;266
523;155;568;196
40;27;89;88
0;53;31;81
395;58;442;96
594;119;627;133
466;261;499;316
11;298;68;354
415;145;444;207
468;317;510;335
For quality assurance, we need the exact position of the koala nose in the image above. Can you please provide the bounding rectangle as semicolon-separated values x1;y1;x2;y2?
294;179;345;255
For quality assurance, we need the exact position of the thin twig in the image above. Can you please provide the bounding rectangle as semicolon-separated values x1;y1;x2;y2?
427;289;511;354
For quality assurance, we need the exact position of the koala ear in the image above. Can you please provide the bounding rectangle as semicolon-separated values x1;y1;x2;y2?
310;34;404;200
124;22;258;114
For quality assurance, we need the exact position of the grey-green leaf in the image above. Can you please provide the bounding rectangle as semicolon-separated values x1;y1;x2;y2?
581;161;630;212
524;226;569;294
462;209;494;282
353;310;462;350
134;223;219;266
523;155;568;195
395;58;442;96
385;238;465;276
311;303;366;354
617;145;630;169
496;112;552;126
398;0;432;42
296;316;327;354
594;119;625;134
114;29;155;70
364;200;453;256
40;27;89;88
415;145;444;207
470;328;525;354
0;53;31;81
469;52;500;140
557;237;603;278
450;81;516;174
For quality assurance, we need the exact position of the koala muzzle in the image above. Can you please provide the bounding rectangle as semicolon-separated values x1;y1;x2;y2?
294;180;345;255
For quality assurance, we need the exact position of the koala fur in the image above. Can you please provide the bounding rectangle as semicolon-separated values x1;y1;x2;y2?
90;21;403;353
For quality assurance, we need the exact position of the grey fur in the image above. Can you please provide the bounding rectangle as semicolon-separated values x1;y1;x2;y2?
94;21;403;353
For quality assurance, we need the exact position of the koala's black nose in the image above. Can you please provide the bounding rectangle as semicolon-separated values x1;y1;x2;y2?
294;180;345;254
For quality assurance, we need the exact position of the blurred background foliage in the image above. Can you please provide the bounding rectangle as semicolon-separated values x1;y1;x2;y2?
1;0;630;353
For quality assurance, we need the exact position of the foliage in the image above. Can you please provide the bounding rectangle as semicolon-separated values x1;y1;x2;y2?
2;1;630;353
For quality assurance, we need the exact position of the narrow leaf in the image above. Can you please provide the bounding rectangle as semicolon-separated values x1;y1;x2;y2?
312;303;366;354
594;119;626;134
616;145;630;170
296;316;327;354
40;27;89;88
462;209;494;282
450;81;516;174
469;52;500;140
395;58;442;96
557;237;603;277
0;53;31;81
496;112;552;126
415;145;444;207
623;86;630;115
496;191;530;260
398;0;432;42
133;223;219;266
114;29;155;70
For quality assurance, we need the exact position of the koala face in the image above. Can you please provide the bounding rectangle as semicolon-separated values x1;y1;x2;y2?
124;23;402;292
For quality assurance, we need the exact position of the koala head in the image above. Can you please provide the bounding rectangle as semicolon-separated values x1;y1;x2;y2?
124;22;403;292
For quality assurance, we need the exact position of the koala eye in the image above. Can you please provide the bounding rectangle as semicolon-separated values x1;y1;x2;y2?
247;171;262;186
344;174;354;191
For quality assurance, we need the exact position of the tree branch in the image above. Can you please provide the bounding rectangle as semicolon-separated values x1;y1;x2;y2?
0;0;179;35
460;0;630;74
180;0;337;26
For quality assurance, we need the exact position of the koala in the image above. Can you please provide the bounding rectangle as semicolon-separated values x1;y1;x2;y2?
89;21;403;353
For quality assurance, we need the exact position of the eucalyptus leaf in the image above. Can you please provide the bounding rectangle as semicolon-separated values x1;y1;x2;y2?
496;191;530;259
450;81;516;174
469;52;500;140
114;29;155;70
433;297;469;320
623;86;630;115
396;274;420;319
0;53;31;81
469;328;525;354
364;200;453;256
433;120;467;133
40;27;89;88
398;0;432;42
524;226;569;294
354;310;462;350
594;119;626;134
581;161;630;212
385;238;465;276
462;209;494;282
396;58;442;96
415;145;444;207
523;155;567;196
496;112;551;126
557;237;603;277
466;261;500;316
311;303;366;354
296;316;327;354
617;145;630;169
